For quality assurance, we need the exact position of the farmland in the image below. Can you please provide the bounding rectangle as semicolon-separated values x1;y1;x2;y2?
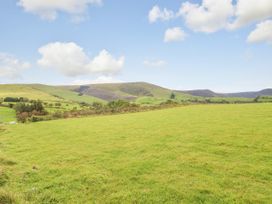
0;103;271;203
0;107;16;123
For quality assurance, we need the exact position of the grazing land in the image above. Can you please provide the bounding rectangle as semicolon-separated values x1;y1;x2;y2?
0;103;271;203
0;107;16;123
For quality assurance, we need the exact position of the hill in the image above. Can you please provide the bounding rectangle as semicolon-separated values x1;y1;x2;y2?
1;83;271;106
0;84;105;104
224;89;272;98
1;103;271;203
0;84;59;101
182;88;272;98
181;89;221;97
61;82;194;102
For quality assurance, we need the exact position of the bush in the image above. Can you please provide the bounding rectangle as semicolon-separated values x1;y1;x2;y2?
170;93;176;99
4;97;28;102
30;116;45;122
17;112;29;123
52;111;63;119
14;101;45;114
55;102;62;107
14;101;47;123
92;102;103;109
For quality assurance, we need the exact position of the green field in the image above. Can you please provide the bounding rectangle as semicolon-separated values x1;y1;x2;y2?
0;85;59;101
31;84;105;104
0;84;105;105
0;107;16;123
0;104;272;203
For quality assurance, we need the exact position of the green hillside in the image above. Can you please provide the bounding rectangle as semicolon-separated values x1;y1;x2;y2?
0;83;255;106
1;103;271;203
0;85;59;101
0;84;105;105
30;84;105;104
63;82;194;102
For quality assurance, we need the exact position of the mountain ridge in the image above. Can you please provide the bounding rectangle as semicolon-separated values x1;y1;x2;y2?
1;82;271;104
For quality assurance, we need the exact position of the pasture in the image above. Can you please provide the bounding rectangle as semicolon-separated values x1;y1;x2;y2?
0;107;16;123
0;104;271;203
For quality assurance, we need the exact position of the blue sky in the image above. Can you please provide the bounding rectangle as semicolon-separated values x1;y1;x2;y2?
0;0;271;92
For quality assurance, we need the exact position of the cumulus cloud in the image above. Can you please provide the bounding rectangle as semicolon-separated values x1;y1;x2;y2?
0;53;31;79
179;0;234;33
17;0;102;21
148;5;175;23
37;42;125;77
143;59;166;67
230;0;272;29
247;20;272;44
164;27;186;42
178;0;272;32
73;76;122;85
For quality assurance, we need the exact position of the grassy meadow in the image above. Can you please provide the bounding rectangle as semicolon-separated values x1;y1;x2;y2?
0;85;59;101
0;103;272;203
0;107;16;123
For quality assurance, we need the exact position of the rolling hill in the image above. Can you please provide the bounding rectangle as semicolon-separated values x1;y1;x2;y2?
181;88;272;98
61;82;194;102
0;84;105;104
1;83;272;106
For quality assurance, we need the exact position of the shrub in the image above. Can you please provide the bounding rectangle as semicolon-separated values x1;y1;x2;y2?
14;101;47;122
30;116;45;122
14;101;45;114
92;102;103;109
4;97;28;102
55;102;61;107
17;112;29;123
170;92;176;99
52;111;63;119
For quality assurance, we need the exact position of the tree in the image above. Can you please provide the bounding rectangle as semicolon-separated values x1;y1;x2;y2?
170;92;176;99
254;96;260;103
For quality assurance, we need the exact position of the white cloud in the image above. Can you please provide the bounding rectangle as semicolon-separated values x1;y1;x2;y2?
179;0;234;33
90;50;125;74
247;20;272;44
230;0;272;29
164;27;186;42
73;76;123;85
143;59;166;67
0;53;31;79
148;5;175;23
17;0;102;21
37;42;125;77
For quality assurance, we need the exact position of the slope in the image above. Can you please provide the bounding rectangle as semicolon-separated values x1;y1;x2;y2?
62;82;193;102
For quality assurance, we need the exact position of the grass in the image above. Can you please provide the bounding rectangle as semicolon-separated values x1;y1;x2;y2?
63;82;194;102
0;85;59;101
0;103;272;203
31;84;105;104
135;96;168;105
0;107;16;123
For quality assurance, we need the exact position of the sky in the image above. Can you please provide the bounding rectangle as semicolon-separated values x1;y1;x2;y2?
0;0;272;92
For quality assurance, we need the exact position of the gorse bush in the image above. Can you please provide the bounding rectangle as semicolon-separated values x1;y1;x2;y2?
14;100;47;123
14;101;45;113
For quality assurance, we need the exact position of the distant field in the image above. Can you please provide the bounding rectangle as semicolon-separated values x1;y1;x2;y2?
135;96;167;105
0;85;59;101
0;107;16;123
31;84;105;104
0;104;272;203
0;84;105;106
